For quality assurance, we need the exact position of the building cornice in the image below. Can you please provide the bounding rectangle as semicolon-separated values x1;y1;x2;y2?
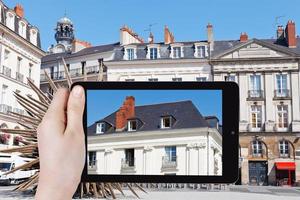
106;58;209;66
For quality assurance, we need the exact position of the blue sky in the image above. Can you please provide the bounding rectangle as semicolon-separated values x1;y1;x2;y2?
87;90;222;126
5;0;300;50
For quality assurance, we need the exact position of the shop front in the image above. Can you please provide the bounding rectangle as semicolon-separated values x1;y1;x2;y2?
275;162;296;186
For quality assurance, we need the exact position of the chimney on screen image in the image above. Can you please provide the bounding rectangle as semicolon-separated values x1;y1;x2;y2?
115;96;135;131
285;20;297;48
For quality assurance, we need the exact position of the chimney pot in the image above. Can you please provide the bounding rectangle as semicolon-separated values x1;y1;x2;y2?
207;23;214;50
164;25;175;44
14;4;24;18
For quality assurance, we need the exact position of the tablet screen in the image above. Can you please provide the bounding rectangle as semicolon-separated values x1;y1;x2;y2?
86;89;223;176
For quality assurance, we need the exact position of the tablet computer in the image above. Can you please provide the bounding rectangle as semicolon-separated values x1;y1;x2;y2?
74;82;239;183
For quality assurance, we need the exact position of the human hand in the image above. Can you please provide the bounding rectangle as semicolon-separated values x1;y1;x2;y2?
35;86;85;200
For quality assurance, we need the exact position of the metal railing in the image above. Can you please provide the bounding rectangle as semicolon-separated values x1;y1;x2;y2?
16;72;24;83
274;89;290;98
0;104;12;114
248;90;264;99
1;66;12;78
162;156;177;169
40;65;101;82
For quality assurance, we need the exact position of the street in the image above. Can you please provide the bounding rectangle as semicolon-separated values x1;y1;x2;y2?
0;185;300;200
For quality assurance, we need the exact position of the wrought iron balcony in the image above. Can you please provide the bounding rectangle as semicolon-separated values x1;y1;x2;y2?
1;66;12;78
247;90;264;100
274;89;290;99
16;72;24;83
0;104;12;114
162;156;177;169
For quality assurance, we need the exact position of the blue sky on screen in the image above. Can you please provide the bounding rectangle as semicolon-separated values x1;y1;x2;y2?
5;0;300;50
87;90;222;126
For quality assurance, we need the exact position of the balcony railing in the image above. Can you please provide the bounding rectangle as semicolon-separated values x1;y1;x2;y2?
162;156;177;169
274;89;290;99
41;65;102;82
16;72;24;83
248;90;264;99
121;158;135;169
0;104;12;114
1;66;12;78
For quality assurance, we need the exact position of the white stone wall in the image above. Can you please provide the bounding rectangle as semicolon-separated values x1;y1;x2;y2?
88;128;222;176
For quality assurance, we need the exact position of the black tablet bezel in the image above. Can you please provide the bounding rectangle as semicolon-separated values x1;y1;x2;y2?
72;81;239;184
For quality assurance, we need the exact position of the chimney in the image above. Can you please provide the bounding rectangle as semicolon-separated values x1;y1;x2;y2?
240;32;248;42
277;25;285;40
115;96;135;131
120;25;144;46
207;23;214;50
14;4;24;18
285;20;297;48
164;25;175;44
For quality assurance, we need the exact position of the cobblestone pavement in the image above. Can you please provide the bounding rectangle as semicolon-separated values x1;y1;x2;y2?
1;185;300;200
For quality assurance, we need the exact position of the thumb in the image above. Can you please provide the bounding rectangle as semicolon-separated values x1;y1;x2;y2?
66;86;85;134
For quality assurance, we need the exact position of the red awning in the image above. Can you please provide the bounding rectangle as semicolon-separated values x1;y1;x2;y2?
275;162;296;170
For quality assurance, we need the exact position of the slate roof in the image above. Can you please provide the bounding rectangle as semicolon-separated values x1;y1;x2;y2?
41;43;119;65
87;100;211;136
0;2;41;49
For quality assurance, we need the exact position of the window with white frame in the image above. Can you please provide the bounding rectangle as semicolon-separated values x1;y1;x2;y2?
96;122;105;134
149;47;158;59
6;12;15;30
196;77;207;82
276;74;288;97
128;120;137;131
19;21;27;38
250;105;262;129
30;29;38;46
172;47;182;58
195;45;206;58
277;105;288;129
279;140;289;157
250;74;261;97
125;48;135;60
161;116;172;129
164;146;177;162
252;140;262;156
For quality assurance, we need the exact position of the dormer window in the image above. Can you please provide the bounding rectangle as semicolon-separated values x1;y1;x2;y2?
19;21;26;38
124;46;137;60
128;120;137;131
172;47;182;58
195;45;207;58
161;116;173;129
6;12;15;30
96;122;106;134
170;43;184;59
30;28;38;46
149;48;158;59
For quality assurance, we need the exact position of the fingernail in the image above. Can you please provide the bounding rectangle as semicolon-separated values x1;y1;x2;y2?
72;86;84;98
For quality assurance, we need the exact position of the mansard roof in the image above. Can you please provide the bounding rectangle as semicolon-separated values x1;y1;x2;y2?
87;100;211;136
